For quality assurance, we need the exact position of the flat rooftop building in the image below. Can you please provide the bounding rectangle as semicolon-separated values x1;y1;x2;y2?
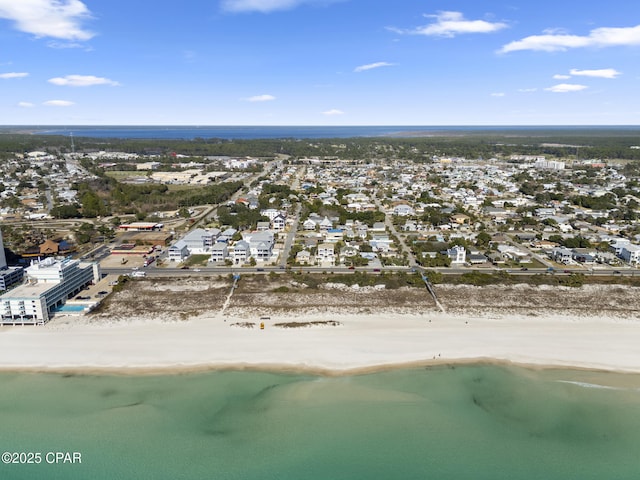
1;257;100;325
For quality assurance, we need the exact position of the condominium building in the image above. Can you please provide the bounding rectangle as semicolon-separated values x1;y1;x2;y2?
0;228;24;292
0;257;100;325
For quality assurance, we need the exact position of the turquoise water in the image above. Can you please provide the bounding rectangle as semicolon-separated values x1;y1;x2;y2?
1;365;640;479
52;305;86;313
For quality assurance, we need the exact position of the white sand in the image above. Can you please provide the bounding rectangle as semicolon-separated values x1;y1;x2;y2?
1;311;640;374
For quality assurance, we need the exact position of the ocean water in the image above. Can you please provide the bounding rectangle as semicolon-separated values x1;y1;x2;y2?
21;125;640;140
1;365;640;479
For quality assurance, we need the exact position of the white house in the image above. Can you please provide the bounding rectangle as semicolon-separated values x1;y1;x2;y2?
393;204;415;216
369;235;393;253
218;228;237;243
271;214;286;232
209;243;228;263
620;244;640;265
316;243;335;263
446;245;467;264
181;228;220;254
551;247;573;264
168;240;189;261
324;229;344;243
260;208;282;221
232;241;250;264
610;238;631;256
243;232;275;261
256;221;271;232
296;250;311;265
319;216;333;231
303;218;317;230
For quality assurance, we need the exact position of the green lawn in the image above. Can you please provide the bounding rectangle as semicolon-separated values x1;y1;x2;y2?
183;254;210;266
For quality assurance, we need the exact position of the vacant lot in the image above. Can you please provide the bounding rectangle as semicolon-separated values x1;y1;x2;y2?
90;275;640;321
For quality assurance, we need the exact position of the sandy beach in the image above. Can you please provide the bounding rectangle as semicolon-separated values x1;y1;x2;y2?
1;309;639;374
1;278;640;375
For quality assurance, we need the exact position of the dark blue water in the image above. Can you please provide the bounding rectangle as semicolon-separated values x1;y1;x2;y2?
12;125;640;140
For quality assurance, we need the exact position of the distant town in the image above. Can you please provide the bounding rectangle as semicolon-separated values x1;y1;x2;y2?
1;132;640;325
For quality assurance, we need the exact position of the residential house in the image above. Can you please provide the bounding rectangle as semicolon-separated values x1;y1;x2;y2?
232;241;250;264
316;243;335;263
340;245;359;260
370;235;392;253
610;238;631;256
393;204;415;216
303;218;317;230
324;229;344;243
217;228;237;243
451;213;471;225
446;245;467;264
402;220;419;232
295;250;311;265
209;243;228;263
620;244;640;265
356;225;369;239
168;240;189;261
260;208;282;221
271;214;286;232
371;222;386;233
243;231;275;261
182;228;220;254
552;247;573;264
319;216;333;231
256;221;271;232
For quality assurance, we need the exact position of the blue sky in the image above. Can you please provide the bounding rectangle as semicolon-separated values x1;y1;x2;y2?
1;0;640;125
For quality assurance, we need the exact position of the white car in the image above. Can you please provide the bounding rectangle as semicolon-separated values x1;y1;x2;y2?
193;268;201;272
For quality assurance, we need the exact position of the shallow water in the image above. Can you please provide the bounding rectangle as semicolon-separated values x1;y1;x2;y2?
1;365;639;479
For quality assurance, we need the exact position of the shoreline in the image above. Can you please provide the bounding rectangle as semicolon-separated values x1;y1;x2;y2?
2;309;640;377
1;357;639;378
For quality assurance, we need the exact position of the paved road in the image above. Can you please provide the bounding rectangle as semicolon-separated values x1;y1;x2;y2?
101;264;637;278
372;189;417;267
279;203;301;268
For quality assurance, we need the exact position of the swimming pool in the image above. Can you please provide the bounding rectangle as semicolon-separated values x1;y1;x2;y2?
52;304;87;313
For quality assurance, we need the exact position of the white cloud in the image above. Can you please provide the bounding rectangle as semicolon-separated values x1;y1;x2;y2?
43;99;75;106
0;0;94;41
544;83;588;93
391;11;507;37
17;101;34;108
500;23;640;53
48;75;120;87
221;0;336;13
322;109;345;115
517;88;537;92
490;92;505;97
553;74;571;80
47;40;88;49
354;62;394;73
0;72;28;79
244;94;276;102
570;68;621;79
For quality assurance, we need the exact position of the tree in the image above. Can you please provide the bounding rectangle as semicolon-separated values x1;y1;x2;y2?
475;232;492;248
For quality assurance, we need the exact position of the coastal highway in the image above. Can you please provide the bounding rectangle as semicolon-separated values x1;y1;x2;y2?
100;265;638;278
